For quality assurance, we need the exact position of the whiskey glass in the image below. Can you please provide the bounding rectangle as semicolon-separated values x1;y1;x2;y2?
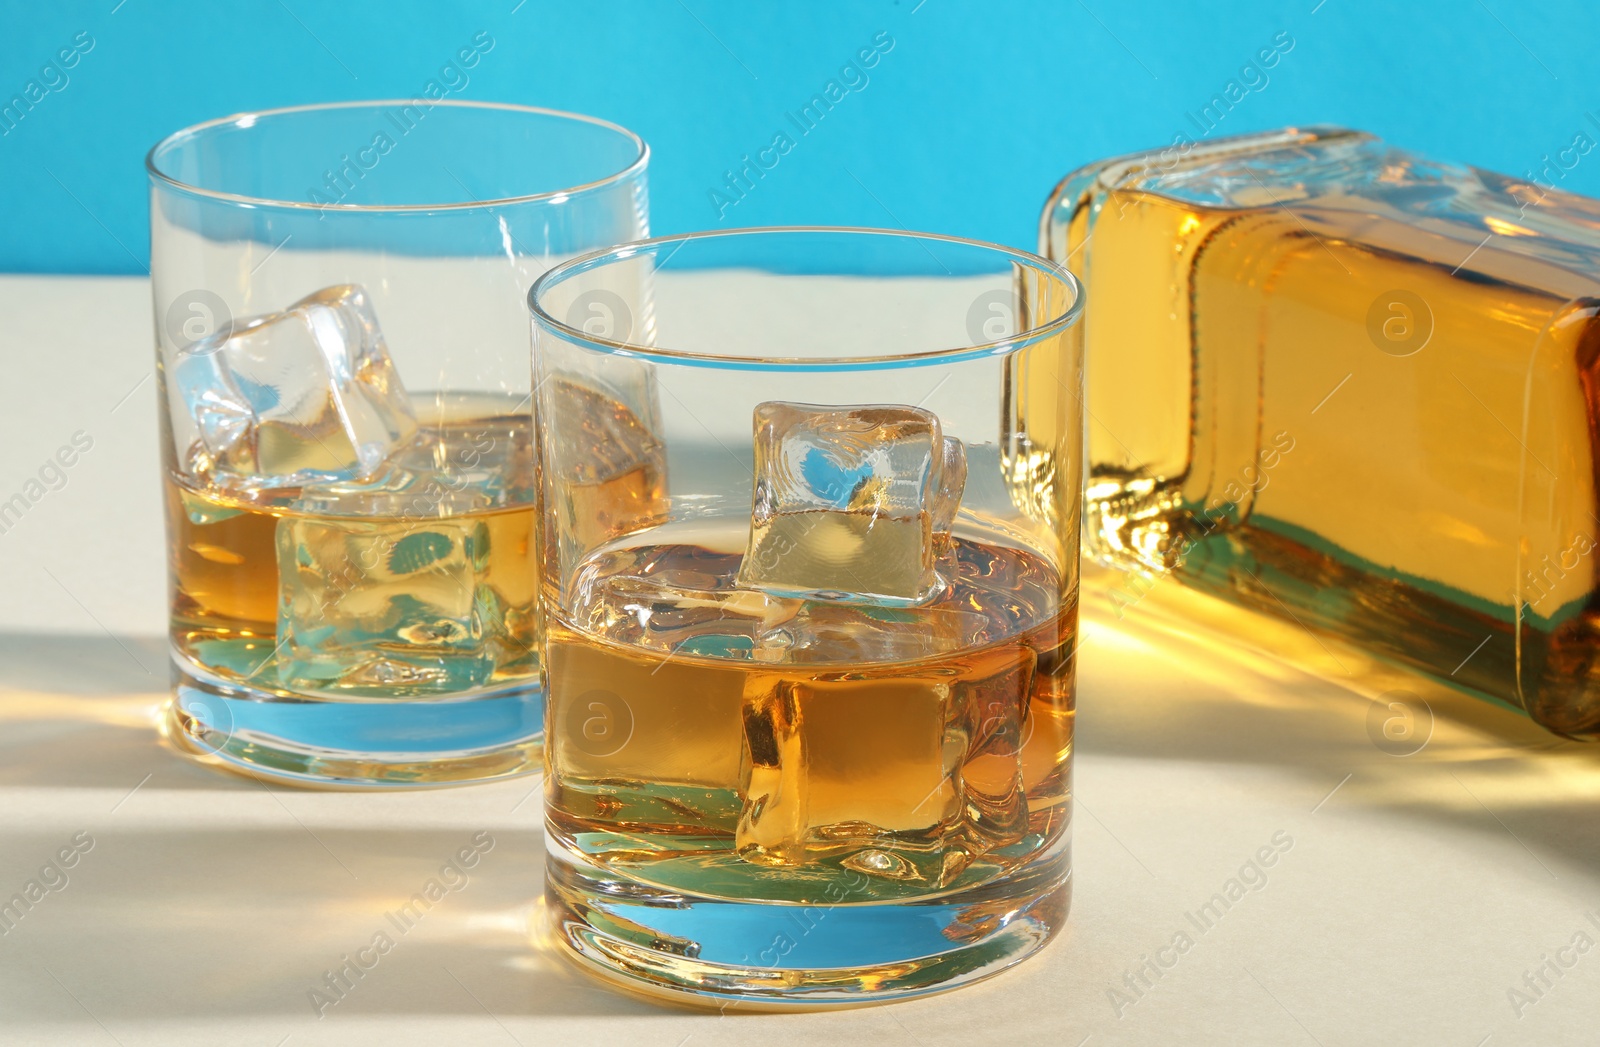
529;227;1083;1004
148;101;647;786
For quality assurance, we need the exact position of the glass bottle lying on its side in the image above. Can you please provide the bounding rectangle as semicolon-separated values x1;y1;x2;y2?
1043;125;1600;736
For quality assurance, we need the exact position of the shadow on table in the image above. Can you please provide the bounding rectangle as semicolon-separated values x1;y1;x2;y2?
0;631;226;792
0;824;668;1024
1077;583;1600;880
0;632;670;1024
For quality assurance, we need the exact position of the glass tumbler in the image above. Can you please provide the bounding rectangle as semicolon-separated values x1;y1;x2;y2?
148;101;648;786
529;228;1084;1004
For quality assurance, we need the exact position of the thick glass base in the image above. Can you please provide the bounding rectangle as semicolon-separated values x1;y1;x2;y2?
166;656;542;788
544;839;1071;1008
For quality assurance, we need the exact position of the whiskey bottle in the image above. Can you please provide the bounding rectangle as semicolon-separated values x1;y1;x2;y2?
1043;126;1600;736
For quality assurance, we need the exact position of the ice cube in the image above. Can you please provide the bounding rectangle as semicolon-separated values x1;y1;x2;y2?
566;539;988;665
292;411;530;519
753;602;990;664
737;402;968;605
932;435;968;538
394;402;536;509
951;646;1036;849
568;544;799;659
736;669;961;870
273;416;538;697
291;461;495;519
275;511;496;696
168;285;417;492
541;373;669;551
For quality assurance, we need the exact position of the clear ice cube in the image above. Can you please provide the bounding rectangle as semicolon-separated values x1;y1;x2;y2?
737;402;967;605
276;511;496;696
167;285;417;492
736;669;962;870
541;372;669;551
391;402;536;509
273;411;539;696
292;409;531;518
951;646;1036;847
567;541;990;665
568;545;799;660
542;369;662;484
754;601;989;664
290;462;495;519
932;435;967;537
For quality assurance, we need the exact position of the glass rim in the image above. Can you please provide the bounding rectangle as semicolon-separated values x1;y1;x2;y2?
145;99;649;212
528;225;1084;371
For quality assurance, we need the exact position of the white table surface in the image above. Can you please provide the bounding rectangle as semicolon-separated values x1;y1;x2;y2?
2;274;1598;1046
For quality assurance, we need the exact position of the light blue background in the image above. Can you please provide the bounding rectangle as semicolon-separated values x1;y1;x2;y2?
2;0;1596;274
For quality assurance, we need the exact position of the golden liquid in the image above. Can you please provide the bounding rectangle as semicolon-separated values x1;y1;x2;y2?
544;523;1075;904
166;409;539;698
1074;184;1600;733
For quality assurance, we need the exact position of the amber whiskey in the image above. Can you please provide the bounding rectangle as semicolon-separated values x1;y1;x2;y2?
167;401;539;698
543;521;1075;903
1045;126;1600;735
